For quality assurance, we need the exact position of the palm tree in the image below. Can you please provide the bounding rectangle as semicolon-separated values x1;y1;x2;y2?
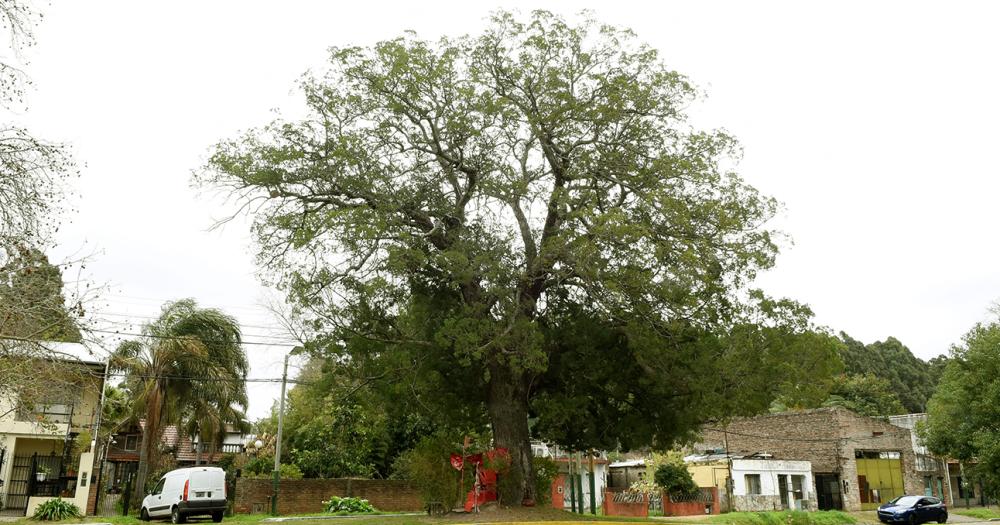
110;299;249;503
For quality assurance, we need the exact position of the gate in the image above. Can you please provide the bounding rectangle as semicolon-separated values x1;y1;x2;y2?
0;455;32;517
93;461;137;516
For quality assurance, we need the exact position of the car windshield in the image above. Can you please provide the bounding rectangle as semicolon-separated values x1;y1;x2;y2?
890;496;922;507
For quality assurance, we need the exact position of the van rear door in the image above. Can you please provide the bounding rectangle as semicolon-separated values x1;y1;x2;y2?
188;469;226;502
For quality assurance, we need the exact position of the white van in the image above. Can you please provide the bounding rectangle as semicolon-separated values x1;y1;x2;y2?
140;467;228;523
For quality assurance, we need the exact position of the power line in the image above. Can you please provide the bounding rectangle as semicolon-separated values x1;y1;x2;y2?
90;328;300;348
100;371;313;385
94;319;301;343
97;311;292;332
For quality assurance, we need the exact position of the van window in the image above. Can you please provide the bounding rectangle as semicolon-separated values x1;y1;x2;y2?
151;478;165;496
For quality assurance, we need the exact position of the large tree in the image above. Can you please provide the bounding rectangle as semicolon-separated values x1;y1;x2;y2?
923;318;1000;499
838;333;935;412
0;0;75;245
0;244;82;341
110;299;249;503
201;11;836;503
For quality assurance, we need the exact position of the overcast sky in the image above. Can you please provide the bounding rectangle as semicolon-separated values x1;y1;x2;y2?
15;1;1000;419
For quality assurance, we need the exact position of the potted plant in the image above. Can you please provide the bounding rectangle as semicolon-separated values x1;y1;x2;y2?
36;464;51;482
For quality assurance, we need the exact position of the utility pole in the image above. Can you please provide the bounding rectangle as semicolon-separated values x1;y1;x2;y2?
271;351;291;516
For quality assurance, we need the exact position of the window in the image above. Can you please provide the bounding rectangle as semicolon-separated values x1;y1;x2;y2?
792;475;805;501
745;474;762;495
151;478;165;496
855;450;901;459
124;435;138;451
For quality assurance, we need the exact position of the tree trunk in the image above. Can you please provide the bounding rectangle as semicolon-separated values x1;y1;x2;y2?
487;363;536;506
133;415;154;503
133;387;162;504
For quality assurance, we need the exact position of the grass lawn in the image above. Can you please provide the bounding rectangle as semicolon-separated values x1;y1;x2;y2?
952;508;1000;520
0;507;671;525
706;511;857;525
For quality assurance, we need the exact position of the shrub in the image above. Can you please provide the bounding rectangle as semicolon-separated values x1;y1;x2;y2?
242;460;303;479
654;461;698;497
393;433;466;508
323;496;376;513
32;498;81;521
533;456;559;505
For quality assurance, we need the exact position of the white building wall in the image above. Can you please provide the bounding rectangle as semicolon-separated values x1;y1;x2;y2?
731;459;816;511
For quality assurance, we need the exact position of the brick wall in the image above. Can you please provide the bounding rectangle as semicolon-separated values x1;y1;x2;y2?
233;478;422;514
602;491;648;518
86;474;100;515
663;488;720;516
696;407;923;511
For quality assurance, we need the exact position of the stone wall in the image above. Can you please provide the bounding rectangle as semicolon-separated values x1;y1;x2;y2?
696;407;923;512
233;478;423;514
733;494;784;512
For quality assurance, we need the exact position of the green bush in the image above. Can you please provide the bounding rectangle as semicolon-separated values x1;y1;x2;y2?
32;498;81;521
533;456;559;505
242;459;303;479
323;496;376;513
654;461;698;497
392;433;466;508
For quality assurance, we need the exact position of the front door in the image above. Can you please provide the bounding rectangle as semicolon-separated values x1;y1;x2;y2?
815;474;843;510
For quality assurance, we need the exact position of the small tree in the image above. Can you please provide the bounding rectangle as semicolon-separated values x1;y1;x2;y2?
654;461;698;498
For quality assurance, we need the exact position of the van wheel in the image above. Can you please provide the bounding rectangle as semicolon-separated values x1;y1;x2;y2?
140;508;150;522
171;506;187;524
212;511;224;523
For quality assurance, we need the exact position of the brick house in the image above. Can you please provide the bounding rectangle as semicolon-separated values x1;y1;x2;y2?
695;407;929;512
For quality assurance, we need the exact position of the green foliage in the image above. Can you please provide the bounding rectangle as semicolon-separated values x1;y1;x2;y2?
654;461;698;497
0;245;82;341
823;374;905;416
202;9;836;502
265;356;436;480
241;457;303;479
923;318;1000;496
838;333;935;413
109;299;250;503
708;511;856;525
532;456;559;505
323;496;376;514
31;498;81;521
392;433;467;508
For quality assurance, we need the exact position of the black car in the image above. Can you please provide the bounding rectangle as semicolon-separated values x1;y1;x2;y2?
878;495;947;524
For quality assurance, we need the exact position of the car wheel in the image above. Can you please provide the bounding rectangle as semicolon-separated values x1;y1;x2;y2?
140;508;150;522
171;506;187;524
938;512;947;524
909;514;918;525
212;511;224;523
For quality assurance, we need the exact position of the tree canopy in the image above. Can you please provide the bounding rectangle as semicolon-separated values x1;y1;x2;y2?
923;318;1000;497
822;373;905;417
0;245;82;341
110;299;249;501
201;10;840;503
838;333;936;413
